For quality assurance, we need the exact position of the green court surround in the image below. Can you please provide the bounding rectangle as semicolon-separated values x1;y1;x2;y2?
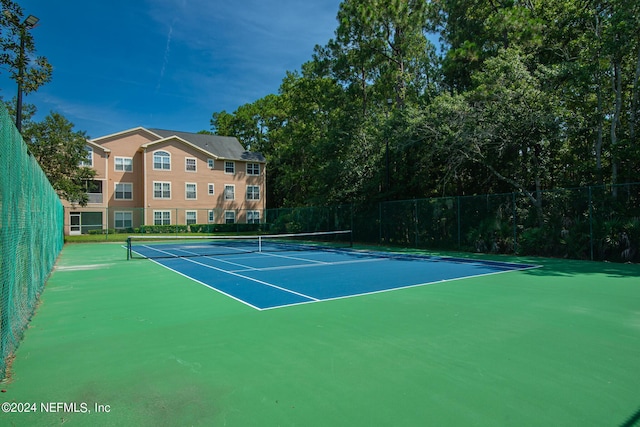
2;243;639;426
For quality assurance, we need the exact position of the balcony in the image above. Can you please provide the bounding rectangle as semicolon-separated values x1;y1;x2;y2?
87;193;103;204
84;180;104;204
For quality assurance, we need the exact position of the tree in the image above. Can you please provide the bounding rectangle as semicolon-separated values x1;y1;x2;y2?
211;94;286;154
0;0;53;125
434;0;544;91
22;111;96;206
330;0;436;110
206;0;640;209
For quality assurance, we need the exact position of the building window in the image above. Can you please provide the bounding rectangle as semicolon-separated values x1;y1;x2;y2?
247;210;260;224
208;183;215;195
224;185;235;200
114;211;133;229
185;157;196;172
115;157;133;172
185;183;197;200
153;182;171;199
224;211;236;224
154;210;171;225
85;180;104;204
208;210;215;223
153;151;171;170
225;161;235;174
79;146;93;167
207;159;215;169
115;183;133;200
185;211;197;225
247;163;260;175
246;185;260;201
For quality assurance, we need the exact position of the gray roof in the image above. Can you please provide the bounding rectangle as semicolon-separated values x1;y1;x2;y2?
148;128;266;162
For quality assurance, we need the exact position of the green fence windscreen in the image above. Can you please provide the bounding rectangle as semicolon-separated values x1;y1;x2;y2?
0;103;64;378
78;184;639;264
263;186;639;263
373;185;639;262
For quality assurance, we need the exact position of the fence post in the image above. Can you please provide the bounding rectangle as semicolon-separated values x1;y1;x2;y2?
414;199;419;248
378;202;382;245
350;204;354;237
457;196;461;250
512;192;517;254
589;186;594;261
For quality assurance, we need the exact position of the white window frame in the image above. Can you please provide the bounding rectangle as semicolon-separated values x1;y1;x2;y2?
79;146;93;167
153;151;171;170
246;185;260;201
115;157;133;172
207;158;215;169
247;210;260;224
114;182;133;200
185;182;197;200
225;161;235;174
224;210;236;224
185;157;197;172
208;210;215;223
185;210;197;225
208;183;215;195
247;163;260;175
153;181;171;199
153;210;171;225
114;211;133;229
224;184;235;200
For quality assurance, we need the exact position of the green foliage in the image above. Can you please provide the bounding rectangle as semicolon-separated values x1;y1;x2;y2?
593;217;640;262
87;228;131;235
187;223;264;234
22;111;96;205
138;225;190;234
0;0;52;95
208;0;640;212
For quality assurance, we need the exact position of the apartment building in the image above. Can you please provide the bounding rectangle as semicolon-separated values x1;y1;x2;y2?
64;127;266;235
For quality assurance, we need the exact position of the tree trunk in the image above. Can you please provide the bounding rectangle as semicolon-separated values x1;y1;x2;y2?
610;59;622;197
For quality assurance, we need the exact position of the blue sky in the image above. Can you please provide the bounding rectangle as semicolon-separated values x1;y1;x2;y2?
0;0;343;138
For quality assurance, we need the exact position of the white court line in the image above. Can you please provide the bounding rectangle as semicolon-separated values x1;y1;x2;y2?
199;255;261;271
260;263;543;311
230;257;387;273
145;258;263;310
138;244;252;258
181;257;320;302
259;251;329;265
135;244;542;311
132;245;322;308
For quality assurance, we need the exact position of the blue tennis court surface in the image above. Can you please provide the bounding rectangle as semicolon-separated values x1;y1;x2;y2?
131;244;539;310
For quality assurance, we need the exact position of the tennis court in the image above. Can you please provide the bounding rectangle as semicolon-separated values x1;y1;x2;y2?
127;232;539;310
3;242;639;426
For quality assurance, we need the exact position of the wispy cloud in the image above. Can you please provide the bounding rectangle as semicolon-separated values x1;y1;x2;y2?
5;0;343;137
156;18;176;92
146;0;340;88
33;92;140;138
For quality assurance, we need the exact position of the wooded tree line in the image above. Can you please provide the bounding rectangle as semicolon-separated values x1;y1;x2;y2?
211;0;640;209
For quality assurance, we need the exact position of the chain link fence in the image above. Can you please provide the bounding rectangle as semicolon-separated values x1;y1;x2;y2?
1;104;64;378
370;184;639;262
65;184;639;263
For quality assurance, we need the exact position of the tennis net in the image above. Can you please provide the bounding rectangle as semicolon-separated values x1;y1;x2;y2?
126;230;353;260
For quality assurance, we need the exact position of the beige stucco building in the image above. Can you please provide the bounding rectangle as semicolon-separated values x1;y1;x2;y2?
63;127;266;235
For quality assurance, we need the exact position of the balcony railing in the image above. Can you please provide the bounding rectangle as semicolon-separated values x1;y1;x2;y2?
87;193;103;204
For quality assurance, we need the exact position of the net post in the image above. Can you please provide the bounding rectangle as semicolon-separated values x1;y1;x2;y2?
126;237;131;260
259;235;262;252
